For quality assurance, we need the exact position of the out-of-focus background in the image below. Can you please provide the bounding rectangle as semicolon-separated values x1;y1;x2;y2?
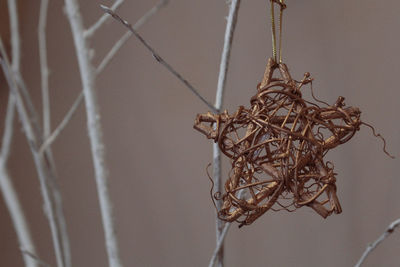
1;0;399;266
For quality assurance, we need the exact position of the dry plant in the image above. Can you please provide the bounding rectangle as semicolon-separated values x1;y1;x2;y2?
0;0;168;266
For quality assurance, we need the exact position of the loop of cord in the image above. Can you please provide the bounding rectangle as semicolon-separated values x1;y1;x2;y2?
270;0;286;63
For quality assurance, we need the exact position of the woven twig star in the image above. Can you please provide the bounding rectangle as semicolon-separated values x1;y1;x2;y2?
194;58;361;227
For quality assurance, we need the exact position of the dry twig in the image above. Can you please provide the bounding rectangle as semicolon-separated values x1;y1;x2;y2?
96;0;169;75
208;190;243;267
84;0;124;38
0;68;39;267
64;0;123;266
1;2;41;265
38;1;72;265
39;0;51;138
100;5;217;113
212;1;241;266
40;0;169;153
0;94;38;267
1;38;66;267
21;250;51;267
355;218;400;267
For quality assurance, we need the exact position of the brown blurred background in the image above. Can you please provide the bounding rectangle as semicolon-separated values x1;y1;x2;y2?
1;0;400;266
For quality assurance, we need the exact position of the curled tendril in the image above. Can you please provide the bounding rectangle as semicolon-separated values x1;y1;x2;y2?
361;122;395;159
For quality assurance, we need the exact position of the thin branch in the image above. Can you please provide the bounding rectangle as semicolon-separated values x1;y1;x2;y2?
7;0;20;71
208;190;243;267
40;1;169;153
84;0;124;38
38;3;72;264
215;0;240;112
6;0;40;138
1;38;66;267
0;94;38;267
39;93;83;154
209;221;232;267
212;142;224;267
96;0;169;75
212;1;241;267
38;0;51;138
3;2;39;266
0;94;16;165
64;1;123;266
21;250;51;267
355;218;400;267
7;1;71;266
100;5;218;113
19;71;72;267
15;75;42;136
0;166;39;267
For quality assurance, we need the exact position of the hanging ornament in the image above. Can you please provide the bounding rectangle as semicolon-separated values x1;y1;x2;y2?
194;0;392;227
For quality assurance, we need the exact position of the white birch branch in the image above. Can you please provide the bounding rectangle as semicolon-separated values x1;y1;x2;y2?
1;2;38;266
0;93;38;267
21;250;51;267
0;166;39;267
84;0;124;38
39;93;83;154
212;1;241;266
64;1;123;266
7;1;71;265
38;0;51;138
100;5;217;113
14;75;42;135
208;190;243;267
39;3;72;261
0;94;16;165
39;1;169;153
7;0;20;72
0;39;65;267
355;218;400;267
38;2;72;263
208;217;232;267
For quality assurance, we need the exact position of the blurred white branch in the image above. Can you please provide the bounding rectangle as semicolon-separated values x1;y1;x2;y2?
0;2;38;266
212;1;241;266
40;0;169;153
209;217;232;267
64;0;123;266
0;95;16;165
0;166;38;267
7;0;20;72
21;250;51;267
14;76;42;134
84;0;124;38
39;93;83;154
38;3;72;263
0;39;66;267
38;0;51;138
355;218;400;267
0;92;38;267
208;190;243;267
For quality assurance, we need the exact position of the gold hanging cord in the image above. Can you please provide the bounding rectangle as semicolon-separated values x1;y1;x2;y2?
270;0;286;63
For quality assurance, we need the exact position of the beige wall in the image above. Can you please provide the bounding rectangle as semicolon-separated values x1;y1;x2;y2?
1;0;399;266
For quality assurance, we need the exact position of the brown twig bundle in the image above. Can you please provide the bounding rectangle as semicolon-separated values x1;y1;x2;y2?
194;58;363;227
